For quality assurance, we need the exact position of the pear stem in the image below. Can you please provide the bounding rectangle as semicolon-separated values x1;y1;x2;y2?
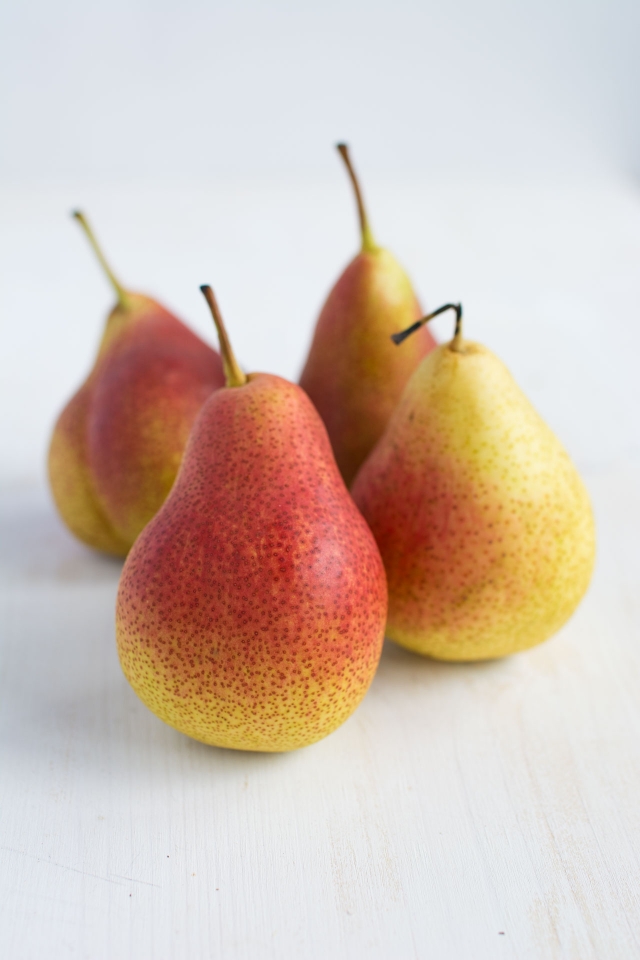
200;286;247;388
72;211;130;310
392;303;463;348
336;143;377;254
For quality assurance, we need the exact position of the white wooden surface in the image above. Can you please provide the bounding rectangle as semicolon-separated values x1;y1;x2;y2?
2;178;640;958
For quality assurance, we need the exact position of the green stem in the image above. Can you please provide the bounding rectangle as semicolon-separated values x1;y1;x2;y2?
200;286;247;388
336;143;377;253
72;211;130;309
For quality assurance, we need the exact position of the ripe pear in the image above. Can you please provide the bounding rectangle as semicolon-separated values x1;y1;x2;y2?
351;304;595;661
299;144;436;487
115;286;387;752
48;212;225;555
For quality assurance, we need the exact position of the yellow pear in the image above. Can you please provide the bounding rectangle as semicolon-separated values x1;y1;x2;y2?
351;304;595;660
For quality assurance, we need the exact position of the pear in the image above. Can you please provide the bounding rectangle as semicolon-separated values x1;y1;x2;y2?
299;144;436;487
115;286;387;752
48;212;225;555
351;304;595;661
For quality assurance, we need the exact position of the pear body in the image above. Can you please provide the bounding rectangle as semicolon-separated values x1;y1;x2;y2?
351;341;595;660
48;294;225;554
300;248;436;487
116;373;387;752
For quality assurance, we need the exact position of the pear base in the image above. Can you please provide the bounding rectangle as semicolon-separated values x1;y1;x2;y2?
386;602;587;662
118;644;381;754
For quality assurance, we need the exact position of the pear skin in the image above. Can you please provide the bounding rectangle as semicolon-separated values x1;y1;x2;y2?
300;145;435;487
48;214;225;554
48;377;131;555
115;288;387;752
351;329;595;661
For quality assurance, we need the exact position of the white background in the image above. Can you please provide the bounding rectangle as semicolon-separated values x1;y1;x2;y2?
2;3;640;959
1;0;640;487
2;0;640;181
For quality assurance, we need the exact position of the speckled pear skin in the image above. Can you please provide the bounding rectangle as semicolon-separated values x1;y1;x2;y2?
48;294;225;555
116;373;387;752
48;376;131;555
300;248;436;487
351;340;595;661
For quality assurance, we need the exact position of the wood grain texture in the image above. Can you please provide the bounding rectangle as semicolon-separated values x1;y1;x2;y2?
1;467;639;960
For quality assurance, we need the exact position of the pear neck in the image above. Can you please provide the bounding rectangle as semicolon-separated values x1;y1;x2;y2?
73;210;131;310
200;286;247;388
96;294;151;354
336;143;378;254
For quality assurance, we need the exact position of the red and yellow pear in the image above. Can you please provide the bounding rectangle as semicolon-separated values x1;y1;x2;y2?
115;286;387;752
351;304;595;661
300;143;436;486
48;212;225;555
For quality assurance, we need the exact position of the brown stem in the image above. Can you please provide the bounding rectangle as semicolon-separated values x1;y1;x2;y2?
336;143;377;253
200;286;247;387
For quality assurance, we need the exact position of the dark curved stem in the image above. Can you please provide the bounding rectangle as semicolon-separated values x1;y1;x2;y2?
392;303;463;346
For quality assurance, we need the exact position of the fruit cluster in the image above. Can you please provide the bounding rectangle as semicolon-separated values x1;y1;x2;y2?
48;146;595;752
